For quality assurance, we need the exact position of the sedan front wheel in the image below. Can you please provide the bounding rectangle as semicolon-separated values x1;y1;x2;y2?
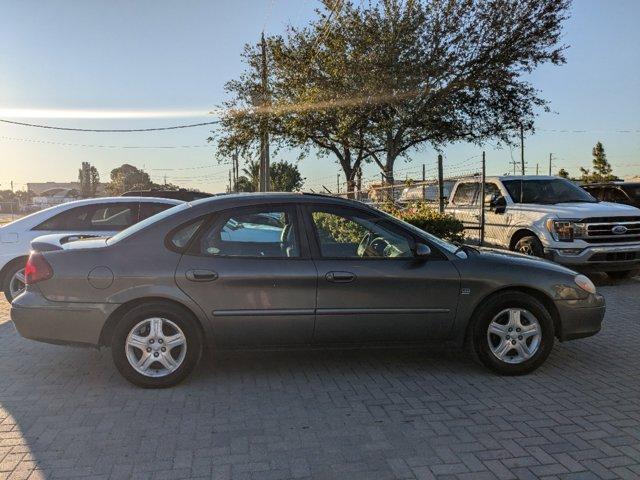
111;302;203;388
469;292;555;375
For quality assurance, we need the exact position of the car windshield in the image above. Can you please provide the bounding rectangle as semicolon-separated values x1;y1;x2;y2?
106;203;190;245
621;185;640;199
503;179;598;204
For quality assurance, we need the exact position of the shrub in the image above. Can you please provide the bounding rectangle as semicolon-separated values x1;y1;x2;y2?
380;201;465;243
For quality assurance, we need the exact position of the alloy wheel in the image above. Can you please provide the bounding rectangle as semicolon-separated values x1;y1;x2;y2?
125;317;187;378
486;308;541;364
9;268;26;300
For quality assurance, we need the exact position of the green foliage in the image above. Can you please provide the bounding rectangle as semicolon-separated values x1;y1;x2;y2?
234;160;304;192
312;212;366;244
78;162;100;198
214;0;570;191
580;141;618;183
557;168;570;179
381;202;465;243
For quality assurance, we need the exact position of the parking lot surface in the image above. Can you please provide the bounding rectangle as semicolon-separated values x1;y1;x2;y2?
1;277;639;480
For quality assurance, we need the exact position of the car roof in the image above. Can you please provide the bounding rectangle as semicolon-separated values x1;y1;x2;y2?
186;191;373;211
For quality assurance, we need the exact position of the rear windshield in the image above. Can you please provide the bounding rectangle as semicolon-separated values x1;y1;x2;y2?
106;203;190;245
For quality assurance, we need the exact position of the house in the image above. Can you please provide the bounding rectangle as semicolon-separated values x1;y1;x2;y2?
27;182;106;208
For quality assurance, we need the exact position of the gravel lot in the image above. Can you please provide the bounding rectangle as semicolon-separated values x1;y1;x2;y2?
1;276;639;480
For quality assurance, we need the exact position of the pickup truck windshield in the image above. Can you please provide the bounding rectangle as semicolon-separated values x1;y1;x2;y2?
503;179;597;204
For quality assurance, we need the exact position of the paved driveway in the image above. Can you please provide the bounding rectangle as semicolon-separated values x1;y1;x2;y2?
1;278;639;480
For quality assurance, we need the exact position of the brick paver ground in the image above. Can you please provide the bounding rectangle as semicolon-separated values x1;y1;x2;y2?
1;276;639;480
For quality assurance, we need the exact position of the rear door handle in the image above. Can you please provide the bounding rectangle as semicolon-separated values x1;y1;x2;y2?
326;271;356;283
185;269;218;282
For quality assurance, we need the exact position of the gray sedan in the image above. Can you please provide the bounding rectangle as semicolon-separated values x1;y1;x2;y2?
11;193;605;387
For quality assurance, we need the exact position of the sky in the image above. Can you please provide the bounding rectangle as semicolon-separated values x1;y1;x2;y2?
0;0;639;194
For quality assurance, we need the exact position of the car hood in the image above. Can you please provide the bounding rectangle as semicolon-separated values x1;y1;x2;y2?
512;201;640;219
471;247;578;276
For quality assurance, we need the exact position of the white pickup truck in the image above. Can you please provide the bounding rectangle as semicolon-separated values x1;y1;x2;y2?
446;175;640;278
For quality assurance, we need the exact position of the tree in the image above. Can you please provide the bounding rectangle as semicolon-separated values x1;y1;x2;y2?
106;164;153;195
78;162;100;198
558;168;570;179
233;160;304;192
579;142;618;183
214;0;570;194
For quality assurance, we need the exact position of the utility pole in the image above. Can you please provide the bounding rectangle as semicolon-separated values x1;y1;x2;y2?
480;151;486;246
10;181;14;192
520;123;525;175
258;33;270;192
422;164;426;201
437;154;444;213
337;173;340;194
536;163;539;175
548;153;553;176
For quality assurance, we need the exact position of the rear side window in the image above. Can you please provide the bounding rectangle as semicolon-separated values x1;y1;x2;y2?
169;219;204;250
195;207;299;258
35;203;136;231
452;183;478;206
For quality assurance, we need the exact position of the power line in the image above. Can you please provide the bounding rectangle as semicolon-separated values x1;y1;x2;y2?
0;118;221;132
0;136;214;149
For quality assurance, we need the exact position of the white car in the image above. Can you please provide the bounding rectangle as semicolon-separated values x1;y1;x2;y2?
446;176;640;278
0;197;181;301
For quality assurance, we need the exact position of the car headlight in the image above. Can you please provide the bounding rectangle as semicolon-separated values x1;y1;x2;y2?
546;219;576;242
574;274;596;294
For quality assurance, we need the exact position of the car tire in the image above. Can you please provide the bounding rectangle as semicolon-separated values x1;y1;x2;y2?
111;302;203;388
468;292;555;376
605;270;638;280
513;235;544;257
2;257;28;302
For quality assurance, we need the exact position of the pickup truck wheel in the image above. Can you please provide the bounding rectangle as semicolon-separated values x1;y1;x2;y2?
605;269;638;280
468;292;555;375
513;235;544;257
2;258;28;302
111;302;203;388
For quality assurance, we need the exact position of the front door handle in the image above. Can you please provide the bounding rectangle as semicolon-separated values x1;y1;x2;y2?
185;269;218;282
326;271;356;283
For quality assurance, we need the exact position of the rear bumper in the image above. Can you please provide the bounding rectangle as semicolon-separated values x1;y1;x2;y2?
10;289;117;347
556;293;606;341
545;244;640;272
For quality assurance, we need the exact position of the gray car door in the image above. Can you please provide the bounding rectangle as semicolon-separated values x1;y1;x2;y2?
174;204;317;347
305;204;460;344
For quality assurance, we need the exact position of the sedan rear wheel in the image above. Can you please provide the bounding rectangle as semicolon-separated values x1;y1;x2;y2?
2;259;28;302
111;302;203;388
469;292;554;375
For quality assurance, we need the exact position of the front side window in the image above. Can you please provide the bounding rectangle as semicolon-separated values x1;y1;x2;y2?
34;205;95;231
310;207;412;259
197;207;299;258
452;183;478;206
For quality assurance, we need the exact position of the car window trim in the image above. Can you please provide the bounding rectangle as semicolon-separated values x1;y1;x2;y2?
184;203;310;260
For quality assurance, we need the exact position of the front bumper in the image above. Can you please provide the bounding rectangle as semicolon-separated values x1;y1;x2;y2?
556;293;605;341
545;244;640;272
11;289;118;347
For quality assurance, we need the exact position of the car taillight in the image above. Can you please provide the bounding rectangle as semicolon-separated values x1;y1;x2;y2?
24;252;53;285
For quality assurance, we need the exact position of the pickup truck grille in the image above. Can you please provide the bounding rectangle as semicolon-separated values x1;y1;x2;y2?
577;217;640;244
